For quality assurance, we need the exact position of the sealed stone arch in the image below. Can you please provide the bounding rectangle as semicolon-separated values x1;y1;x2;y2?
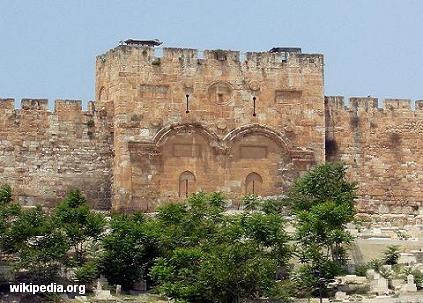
153;123;223;200
245;172;263;195
179;171;196;197
223;124;293;196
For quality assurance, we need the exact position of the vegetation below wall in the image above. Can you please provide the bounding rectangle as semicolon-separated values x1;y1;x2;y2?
0;163;357;303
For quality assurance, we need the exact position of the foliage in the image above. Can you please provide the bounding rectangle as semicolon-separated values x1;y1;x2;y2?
53;190;105;265
153;192;225;252
354;263;370;276
260;197;289;215
208;191;225;209
367;258;383;272
1;186;67;283
293;261;340;298
401;267;423;289
383;245;401;266
0;184;12;205
290;162;357;293
288;162;356;213
242;194;259;211
99;213;161;290
395;230;410;240
75;259;99;284
151;193;292;303
1;189;105;285
379;266;393;280
0;185;21;255
12;206;69;283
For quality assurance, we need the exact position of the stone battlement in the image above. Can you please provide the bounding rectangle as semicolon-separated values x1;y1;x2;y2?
96;45;323;70
0;98;95;112
326;96;423;113
0;97;112;210
2;43;422;215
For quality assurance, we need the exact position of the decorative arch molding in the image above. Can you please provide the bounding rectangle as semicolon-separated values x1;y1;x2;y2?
153;122;224;150
153;123;292;153
223;124;291;149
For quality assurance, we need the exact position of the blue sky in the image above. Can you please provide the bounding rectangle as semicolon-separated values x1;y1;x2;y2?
1;0;422;108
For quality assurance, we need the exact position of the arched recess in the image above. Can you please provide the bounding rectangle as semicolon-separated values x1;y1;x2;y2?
224;124;291;196
179;171;196;198
154;123;222;199
245;172;263;195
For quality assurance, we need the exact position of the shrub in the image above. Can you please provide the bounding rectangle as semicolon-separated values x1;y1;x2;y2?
0;184;12;205
99;213;160;290
261;197;288;215
383;245;401;265
75;260;99;284
242;194;259;211
354;263;369;276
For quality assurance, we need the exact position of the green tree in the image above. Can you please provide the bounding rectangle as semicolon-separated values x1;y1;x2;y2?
154;192;225;252
289;162;357;295
383;245;401;266
99;213;161;290
151;193;292;303
53;190;105;266
10;206;69;283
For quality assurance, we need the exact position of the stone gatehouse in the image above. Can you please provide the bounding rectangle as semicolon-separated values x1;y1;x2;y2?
1;42;423;213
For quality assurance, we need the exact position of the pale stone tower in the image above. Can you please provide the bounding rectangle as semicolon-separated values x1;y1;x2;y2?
95;41;325;211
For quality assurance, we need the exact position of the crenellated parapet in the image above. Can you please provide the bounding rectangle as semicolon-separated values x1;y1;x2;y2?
1;98;95;117
96;45;323;72
0;97;113;209
0;98;113;138
325;96;422;113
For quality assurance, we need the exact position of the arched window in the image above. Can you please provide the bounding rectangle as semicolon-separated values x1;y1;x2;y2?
179;171;196;198
245;172;263;195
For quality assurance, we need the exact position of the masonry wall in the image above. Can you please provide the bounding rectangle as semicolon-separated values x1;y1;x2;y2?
325;97;423;214
3;45;423;214
0;98;113;209
96;46;325;211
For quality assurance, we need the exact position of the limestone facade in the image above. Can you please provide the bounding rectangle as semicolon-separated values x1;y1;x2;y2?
0;44;421;213
0;99;112;209
326;96;423;214
95;46;324;211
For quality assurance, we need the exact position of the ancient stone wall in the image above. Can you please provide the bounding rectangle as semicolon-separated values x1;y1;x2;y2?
96;46;325;211
2;45;423;214
0;98;113;209
325;96;423;214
